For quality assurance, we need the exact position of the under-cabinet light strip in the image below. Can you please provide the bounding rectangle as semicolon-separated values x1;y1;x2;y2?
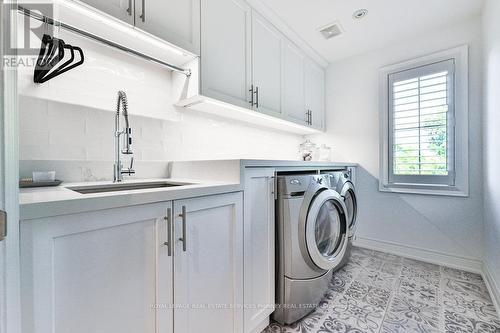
18;5;192;77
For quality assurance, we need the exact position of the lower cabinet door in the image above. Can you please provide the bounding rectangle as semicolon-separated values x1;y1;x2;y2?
173;192;243;333
243;168;275;333
20;202;173;333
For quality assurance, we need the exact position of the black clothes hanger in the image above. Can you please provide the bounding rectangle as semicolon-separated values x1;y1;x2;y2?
34;34;54;81
33;34;85;84
34;36;64;83
35;39;75;83
37;45;84;83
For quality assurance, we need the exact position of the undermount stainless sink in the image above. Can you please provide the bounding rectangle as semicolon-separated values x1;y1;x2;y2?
68;181;192;194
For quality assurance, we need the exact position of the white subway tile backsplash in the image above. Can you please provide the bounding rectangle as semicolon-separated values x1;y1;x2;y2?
20;129;49;147
48;144;87;161
85;109;114;138
48;129;87;146
19;145;51;161
47;108;87;138
19;97;49;131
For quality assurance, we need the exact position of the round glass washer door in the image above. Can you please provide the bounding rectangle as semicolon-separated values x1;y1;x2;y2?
305;189;348;271
340;181;357;236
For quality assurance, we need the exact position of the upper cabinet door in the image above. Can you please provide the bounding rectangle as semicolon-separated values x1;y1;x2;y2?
305;59;326;130
173;192;243;333
282;41;306;125
201;0;252;109
79;0;134;24
135;0;201;54
251;12;283;116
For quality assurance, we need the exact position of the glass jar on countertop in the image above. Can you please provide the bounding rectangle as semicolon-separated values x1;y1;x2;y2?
299;139;318;161
318;144;332;162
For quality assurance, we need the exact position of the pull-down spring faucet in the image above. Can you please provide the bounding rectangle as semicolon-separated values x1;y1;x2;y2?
113;91;135;182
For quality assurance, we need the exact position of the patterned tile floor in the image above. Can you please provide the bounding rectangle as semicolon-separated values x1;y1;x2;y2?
264;247;500;333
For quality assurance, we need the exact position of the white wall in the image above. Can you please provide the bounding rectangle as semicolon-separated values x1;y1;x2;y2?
482;0;500;298
18;16;302;182
311;17;484;267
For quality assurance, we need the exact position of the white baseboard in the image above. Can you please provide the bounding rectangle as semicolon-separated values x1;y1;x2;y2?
250;317;269;333
482;262;500;315
353;236;483;273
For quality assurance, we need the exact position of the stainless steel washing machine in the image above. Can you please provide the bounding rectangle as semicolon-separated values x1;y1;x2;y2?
273;173;349;324
323;169;358;267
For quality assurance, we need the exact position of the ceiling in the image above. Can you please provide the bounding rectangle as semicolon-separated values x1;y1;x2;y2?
261;0;484;63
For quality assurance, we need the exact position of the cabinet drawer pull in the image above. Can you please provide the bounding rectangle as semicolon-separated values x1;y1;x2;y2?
164;208;172;256
178;206;187;252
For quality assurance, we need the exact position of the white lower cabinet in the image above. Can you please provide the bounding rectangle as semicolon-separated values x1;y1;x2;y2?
173;193;243;333
243;168;275;333
21;192;243;333
21;202;173;333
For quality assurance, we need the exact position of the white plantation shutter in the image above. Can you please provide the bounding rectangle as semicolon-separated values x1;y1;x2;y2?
388;59;455;186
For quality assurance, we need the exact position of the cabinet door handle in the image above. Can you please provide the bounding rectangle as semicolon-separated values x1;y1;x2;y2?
178;206;187;252
140;0;145;22
270;176;277;200
255;86;259;108
163;208;172;256
309;110;313;125
126;0;132;15
249;85;254;107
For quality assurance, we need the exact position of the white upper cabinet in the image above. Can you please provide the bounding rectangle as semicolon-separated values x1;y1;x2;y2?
251;12;283;116
282;40;306;125
135;0;201;54
79;0;134;24
198;0;326;131
305;59;326;130
201;0;252;108
77;0;201;54
173;192;243;333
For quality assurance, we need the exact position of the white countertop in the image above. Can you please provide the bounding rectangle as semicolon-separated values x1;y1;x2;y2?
239;159;358;168
168;159;358;183
21;159;357;220
20;178;241;220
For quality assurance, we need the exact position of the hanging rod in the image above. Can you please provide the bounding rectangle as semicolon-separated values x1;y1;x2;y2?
18;5;191;77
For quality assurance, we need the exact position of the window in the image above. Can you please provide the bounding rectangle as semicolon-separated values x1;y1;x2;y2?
379;46;469;196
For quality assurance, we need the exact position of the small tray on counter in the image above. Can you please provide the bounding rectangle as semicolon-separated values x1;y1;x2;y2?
19;179;63;188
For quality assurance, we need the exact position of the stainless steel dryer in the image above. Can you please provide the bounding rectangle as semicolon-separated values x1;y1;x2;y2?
323;169;358;267
273;174;349;324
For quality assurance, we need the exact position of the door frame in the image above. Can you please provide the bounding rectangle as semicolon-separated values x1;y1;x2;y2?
1;0;21;332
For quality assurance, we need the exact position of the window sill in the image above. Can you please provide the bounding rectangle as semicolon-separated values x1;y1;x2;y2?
379;183;469;197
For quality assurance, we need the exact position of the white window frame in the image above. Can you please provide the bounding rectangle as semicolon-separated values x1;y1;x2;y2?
379;45;469;197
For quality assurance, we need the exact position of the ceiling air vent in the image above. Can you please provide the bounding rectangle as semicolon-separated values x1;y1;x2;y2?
318;22;343;40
